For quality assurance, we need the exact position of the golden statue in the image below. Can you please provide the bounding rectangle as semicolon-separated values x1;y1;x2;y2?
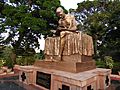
56;7;77;60
34;7;95;73
44;7;94;62
56;7;77;31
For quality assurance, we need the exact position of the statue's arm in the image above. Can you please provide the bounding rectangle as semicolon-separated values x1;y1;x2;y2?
68;18;72;30
68;16;77;31
57;19;67;30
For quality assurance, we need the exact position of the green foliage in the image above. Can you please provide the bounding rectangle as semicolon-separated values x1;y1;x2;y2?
0;0;62;57
15;48;36;65
34;52;45;60
104;56;114;69
96;56;114;69
16;56;35;65
38;50;45;59
96;60;106;68
2;47;14;68
112;62;120;74
0;0;64;64
74;0;120;60
0;60;5;68
96;59;120;74
16;50;45;65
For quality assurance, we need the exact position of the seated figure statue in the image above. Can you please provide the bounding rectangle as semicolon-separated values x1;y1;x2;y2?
44;7;94;62
56;7;77;60
56;7;77;31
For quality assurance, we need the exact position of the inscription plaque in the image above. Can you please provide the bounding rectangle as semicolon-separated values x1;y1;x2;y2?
87;85;93;90
62;85;70;90
36;71;51;89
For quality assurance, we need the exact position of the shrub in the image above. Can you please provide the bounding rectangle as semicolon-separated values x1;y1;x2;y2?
2;47;14;69
104;56;114;69
16;56;35;65
0;60;5;69
96;60;106;68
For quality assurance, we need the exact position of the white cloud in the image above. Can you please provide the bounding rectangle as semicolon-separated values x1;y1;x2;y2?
35;35;45;52
38;35;45;51
60;0;84;10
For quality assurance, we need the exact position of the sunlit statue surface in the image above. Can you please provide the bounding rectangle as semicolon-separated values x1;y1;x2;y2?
44;7;94;62
56;7;77;60
56;7;77;31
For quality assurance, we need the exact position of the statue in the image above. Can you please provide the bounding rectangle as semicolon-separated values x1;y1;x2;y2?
56;7;77;31
34;7;96;73
44;7;94;62
55;7;77;60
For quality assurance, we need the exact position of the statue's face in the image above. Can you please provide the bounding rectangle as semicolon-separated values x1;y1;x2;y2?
56;11;64;18
56;7;65;18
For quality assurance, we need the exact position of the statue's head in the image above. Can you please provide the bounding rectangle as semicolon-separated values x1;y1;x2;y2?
56;7;65;18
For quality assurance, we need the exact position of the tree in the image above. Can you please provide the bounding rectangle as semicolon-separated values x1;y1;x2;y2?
0;0;63;63
97;1;120;61
73;0;120;60
2;46;14;68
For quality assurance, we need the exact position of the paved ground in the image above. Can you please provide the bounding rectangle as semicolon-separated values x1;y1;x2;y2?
0;80;43;90
15;81;43;90
0;73;43;90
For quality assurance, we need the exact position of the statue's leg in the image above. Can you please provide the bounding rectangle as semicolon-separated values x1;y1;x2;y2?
59;31;66;61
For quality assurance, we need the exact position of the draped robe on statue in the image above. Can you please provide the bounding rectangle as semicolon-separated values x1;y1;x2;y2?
34;7;96;73
44;31;94;62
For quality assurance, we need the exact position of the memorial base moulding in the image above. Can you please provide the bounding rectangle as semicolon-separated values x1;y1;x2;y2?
34;60;96;73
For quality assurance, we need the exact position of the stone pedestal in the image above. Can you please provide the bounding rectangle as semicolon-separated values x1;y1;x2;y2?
17;31;111;90
34;60;96;73
18;66;111;90
19;67;34;85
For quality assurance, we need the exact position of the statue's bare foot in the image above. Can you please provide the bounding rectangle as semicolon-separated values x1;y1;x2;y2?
58;55;63;61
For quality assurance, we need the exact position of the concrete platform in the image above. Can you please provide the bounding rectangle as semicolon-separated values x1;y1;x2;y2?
34;60;96;73
17;66;111;90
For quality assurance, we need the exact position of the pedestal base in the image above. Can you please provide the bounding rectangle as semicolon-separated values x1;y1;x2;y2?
45;55;93;62
34;60;96;73
17;66;111;90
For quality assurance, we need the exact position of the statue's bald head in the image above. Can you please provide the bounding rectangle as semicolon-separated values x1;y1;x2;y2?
56;7;63;13
56;7;64;17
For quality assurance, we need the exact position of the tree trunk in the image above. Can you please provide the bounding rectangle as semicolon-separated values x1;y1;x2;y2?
28;0;32;7
10;52;17;64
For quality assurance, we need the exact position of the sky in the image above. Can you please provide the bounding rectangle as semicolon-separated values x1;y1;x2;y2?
60;0;84;10
37;0;84;52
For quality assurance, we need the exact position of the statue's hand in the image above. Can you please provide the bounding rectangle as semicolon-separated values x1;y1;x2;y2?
57;27;67;31
57;27;62;30
50;30;56;33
